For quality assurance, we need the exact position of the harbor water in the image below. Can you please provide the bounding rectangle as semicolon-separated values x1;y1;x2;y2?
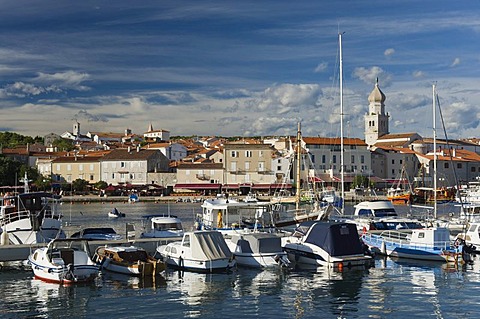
1;202;480;319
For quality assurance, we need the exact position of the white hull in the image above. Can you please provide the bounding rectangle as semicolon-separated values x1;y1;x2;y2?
2;218;64;245
162;255;235;273
233;252;290;268
28;239;99;284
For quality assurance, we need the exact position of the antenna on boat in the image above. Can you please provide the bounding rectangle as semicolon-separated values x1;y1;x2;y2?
433;83;437;219
295;121;302;213
339;32;345;214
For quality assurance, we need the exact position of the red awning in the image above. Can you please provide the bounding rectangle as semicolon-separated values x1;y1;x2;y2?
252;184;271;189
223;184;240;189
269;183;293;189
308;176;325;183
174;183;221;190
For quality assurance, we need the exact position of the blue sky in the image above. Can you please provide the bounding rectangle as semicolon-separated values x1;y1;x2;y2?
1;1;480;140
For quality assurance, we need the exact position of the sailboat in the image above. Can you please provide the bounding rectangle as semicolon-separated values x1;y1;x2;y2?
387;166;413;205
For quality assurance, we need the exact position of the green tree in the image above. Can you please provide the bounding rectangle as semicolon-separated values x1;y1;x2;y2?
0;131;37;148
72;179;89;193
35;176;52;191
352;175;373;189
52;138;74;151
94;180;108;190
0;156;22;186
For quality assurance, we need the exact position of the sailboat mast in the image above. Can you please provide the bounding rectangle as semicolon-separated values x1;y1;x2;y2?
433;84;437;219
339;32;345;214
296;121;302;212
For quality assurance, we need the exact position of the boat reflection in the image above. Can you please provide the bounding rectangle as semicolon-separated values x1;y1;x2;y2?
101;271;167;290
164;269;233;308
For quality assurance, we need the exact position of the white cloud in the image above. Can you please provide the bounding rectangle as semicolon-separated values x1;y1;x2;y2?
314;62;328;73
451;58;460;67
255;83;322;112
352;66;392;87
384;48;395;57
34;71;91;91
413;71;425;78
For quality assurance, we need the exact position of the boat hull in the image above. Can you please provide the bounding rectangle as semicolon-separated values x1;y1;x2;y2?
233;252;290;268
162;256;235;273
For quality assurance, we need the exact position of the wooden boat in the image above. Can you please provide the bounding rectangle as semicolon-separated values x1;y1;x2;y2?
94;246;165;276
157;230;236;273
27;238;99;284
282;221;373;270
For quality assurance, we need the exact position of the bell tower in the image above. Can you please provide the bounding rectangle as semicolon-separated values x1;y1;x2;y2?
364;78;389;147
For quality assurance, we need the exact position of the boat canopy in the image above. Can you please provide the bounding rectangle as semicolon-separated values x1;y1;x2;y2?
303;222;364;257
191;231;232;260
231;233;282;254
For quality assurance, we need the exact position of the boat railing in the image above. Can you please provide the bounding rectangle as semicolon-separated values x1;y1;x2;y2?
0;209;31;225
364;230;451;251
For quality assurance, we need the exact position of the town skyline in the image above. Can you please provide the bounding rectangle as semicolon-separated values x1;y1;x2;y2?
0;2;480;140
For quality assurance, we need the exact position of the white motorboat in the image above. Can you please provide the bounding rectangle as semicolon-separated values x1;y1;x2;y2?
140;214;184;238
27;238;99;284
282;221;373;270
335;200;424;233
93;245;166;276
70;227;123;241
198;195;273;235
1;191;65;245
108;207;125;218
157;230;236;273
361;227;467;263
226;232;290;268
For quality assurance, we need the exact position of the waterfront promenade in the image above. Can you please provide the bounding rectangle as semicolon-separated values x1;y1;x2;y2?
61;192;386;204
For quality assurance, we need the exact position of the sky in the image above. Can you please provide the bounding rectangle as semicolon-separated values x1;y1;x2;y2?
1;1;480;141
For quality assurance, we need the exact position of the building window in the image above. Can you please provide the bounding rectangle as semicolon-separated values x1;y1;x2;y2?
277;166;282;171
351;155;355;164
392;169;395;175
245;151;252;157
471;167;476;172
245;162;250;170
322;155;326;164
259;151;264;157
79;164;83;171
457;163;463;169
391;159;395;165
90;175;94;181
112;173;115;179
67;164;71;171
444;163;449;169
400;159;403;165
361;155;365;164
90;164;94;171
231;151;238;158
333;155;337;164
121;162;125;168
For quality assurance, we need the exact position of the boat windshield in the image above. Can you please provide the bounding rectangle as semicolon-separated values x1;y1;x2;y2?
154;222;182;231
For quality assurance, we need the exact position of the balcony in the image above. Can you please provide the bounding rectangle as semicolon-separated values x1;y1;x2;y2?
230;169;246;175
196;174;210;180
258;169;274;175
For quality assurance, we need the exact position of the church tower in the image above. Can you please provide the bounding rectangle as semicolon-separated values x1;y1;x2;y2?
364;79;389;147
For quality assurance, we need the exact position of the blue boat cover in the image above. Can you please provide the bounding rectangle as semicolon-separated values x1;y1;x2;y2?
302;222;363;257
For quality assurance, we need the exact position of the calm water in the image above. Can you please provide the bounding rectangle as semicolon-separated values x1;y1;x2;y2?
1;202;479;319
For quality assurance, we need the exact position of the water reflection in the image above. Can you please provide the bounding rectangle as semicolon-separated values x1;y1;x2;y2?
101;271;167;290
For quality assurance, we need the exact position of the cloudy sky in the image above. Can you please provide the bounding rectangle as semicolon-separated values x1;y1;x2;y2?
0;1;480;140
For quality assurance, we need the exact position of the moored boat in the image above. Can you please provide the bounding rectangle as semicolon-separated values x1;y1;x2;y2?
70;227;123;241
140;214;184;238
361;227;468;263
282;221;373;270
157;230;236;273
1;191;65;245
93;245;166;276
108;207;125;218
226;232;290;268
27;238;99;284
